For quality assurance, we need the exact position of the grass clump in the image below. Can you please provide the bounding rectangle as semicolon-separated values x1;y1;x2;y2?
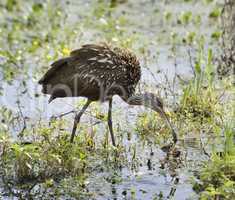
135;112;166;144
0;121;91;198
174;40;225;130
193;125;235;199
0;118;127;198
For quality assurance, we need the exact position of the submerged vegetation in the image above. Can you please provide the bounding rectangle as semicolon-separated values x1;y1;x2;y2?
0;0;234;199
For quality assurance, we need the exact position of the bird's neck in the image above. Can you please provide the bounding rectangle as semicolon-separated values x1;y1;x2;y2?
123;92;163;111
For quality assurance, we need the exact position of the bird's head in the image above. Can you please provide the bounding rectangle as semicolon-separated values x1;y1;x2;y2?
124;92;177;143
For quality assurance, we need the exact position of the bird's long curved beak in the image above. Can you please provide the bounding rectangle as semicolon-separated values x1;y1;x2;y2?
158;108;178;144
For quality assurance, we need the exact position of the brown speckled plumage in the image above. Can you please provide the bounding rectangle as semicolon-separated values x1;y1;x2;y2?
39;44;141;102
39;44;177;145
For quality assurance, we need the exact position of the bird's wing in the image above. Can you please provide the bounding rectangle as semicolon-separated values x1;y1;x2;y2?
70;44;126;84
38;44;115;85
70;44;140;97
39;44;140;98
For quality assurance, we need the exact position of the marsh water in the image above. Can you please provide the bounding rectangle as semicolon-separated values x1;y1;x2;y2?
0;0;225;199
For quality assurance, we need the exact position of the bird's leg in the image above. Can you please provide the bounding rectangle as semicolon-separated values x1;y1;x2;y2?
70;100;91;143
108;98;116;146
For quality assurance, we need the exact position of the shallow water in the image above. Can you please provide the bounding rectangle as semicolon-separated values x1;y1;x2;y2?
0;0;222;199
86;140;207;200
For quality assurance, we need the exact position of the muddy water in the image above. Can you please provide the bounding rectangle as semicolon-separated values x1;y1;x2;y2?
0;0;220;199
86;143;207;200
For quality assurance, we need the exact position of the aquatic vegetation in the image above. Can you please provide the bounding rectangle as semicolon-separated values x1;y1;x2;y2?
193;125;235;199
0;0;234;199
135;112;170;144
209;7;221;19
211;31;222;40
0;122;87;179
178;11;193;25
0;119;126;198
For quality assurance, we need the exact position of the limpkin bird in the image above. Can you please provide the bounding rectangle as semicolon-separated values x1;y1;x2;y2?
39;44;177;146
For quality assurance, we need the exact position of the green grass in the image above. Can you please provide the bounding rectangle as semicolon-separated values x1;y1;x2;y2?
0;119;125;198
193;125;235;199
0;0;234;199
